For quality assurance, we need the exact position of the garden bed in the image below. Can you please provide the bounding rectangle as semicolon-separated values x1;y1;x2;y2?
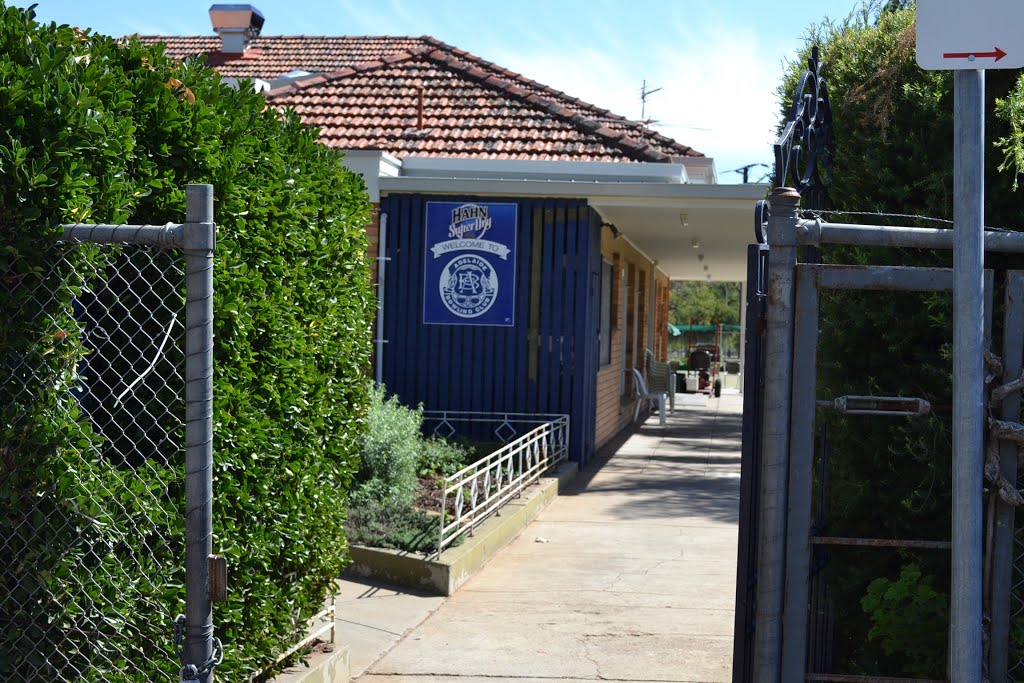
345;476;464;554
345;460;578;595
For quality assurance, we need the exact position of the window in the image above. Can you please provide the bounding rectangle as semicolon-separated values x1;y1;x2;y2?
599;259;613;366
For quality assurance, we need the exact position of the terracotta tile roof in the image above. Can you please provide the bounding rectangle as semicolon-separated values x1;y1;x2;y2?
138;34;702;162
138;35;429;79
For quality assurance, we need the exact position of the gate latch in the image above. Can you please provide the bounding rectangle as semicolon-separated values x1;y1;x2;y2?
208;554;227;602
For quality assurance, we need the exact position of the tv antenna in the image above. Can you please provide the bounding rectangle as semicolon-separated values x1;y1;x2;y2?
640;79;663;123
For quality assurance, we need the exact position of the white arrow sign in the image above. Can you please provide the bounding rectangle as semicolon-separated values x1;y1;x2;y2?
917;0;1024;70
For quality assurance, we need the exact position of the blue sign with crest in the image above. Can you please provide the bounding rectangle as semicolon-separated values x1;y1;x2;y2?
423;201;518;326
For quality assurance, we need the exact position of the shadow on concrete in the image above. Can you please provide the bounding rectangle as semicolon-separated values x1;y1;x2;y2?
577;475;741;524
605;453;743;467
338;574;440;601
658;412;744;431
563;400;744;525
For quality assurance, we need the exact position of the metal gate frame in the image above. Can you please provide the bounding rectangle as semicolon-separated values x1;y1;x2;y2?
732;240;768;683
737;187;1024;682
783;260;996;683
60;185;219;682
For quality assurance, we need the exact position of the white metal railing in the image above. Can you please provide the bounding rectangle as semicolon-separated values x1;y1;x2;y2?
422;412;569;555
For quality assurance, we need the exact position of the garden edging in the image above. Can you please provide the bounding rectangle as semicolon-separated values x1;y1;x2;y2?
269;643;351;683
346;460;579;595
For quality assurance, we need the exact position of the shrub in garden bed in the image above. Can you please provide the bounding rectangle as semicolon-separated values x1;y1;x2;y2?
347;387;472;553
346;499;444;554
0;4;372;679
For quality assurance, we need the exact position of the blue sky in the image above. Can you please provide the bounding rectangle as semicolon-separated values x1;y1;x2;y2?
24;0;866;183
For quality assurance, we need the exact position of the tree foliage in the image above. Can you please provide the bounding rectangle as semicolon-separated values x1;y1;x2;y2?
0;3;373;679
861;563;949;678
669;281;741;325
779;3;1024;676
996;74;1024;190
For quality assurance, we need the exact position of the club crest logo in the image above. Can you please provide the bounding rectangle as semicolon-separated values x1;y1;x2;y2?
439;254;498;318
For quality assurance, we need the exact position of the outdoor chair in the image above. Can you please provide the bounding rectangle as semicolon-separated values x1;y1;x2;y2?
632;367;667;426
644;349;676;414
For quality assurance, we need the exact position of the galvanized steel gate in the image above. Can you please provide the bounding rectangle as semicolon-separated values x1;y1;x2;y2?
733;48;1024;682
732;241;768;683
737;190;1024;681
1;185;220;682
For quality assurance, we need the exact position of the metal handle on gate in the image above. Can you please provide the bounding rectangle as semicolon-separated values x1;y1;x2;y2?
816;395;931;417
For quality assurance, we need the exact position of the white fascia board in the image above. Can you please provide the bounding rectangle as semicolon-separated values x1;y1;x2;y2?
397;157;689;184
379;175;768;205
342;150;402;203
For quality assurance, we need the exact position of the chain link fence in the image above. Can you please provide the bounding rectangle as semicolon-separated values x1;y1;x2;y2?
1011;528;1024;679
2;240;184;681
2;188;216;682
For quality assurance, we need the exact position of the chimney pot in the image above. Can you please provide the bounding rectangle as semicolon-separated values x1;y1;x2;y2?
209;4;264;54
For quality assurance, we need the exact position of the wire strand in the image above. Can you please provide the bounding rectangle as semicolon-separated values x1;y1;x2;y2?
799;208;1019;233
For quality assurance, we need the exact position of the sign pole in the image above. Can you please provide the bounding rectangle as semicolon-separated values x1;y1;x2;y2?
951;67;985;683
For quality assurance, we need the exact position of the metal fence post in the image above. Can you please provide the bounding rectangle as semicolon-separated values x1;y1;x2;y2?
738;280;747;393
753;187;801;683
184;184;216;682
952;69;985;683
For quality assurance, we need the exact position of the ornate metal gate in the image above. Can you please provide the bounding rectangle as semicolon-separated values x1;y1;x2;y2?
733;47;832;682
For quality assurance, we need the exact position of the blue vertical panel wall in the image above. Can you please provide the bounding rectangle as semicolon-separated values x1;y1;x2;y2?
380;194;599;465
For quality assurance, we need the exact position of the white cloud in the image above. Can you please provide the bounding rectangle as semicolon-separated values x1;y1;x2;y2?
487;16;799;181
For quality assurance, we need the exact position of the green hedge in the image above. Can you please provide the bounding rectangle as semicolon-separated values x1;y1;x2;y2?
0;3;373;679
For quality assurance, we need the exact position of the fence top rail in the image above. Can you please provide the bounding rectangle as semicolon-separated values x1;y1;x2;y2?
61;222;184;248
796;218;1024;253
442;420;566;483
441;452;552;497
422;411;568;421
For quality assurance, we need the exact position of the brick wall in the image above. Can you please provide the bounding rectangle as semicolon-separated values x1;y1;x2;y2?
594;225;666;450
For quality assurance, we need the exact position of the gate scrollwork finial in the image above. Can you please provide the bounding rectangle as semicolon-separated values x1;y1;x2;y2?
774;45;833;211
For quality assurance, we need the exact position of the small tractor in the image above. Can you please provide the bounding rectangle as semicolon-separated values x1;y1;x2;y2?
678;321;723;397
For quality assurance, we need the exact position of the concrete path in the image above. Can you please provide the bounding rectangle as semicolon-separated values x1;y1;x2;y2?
355;392;743;683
